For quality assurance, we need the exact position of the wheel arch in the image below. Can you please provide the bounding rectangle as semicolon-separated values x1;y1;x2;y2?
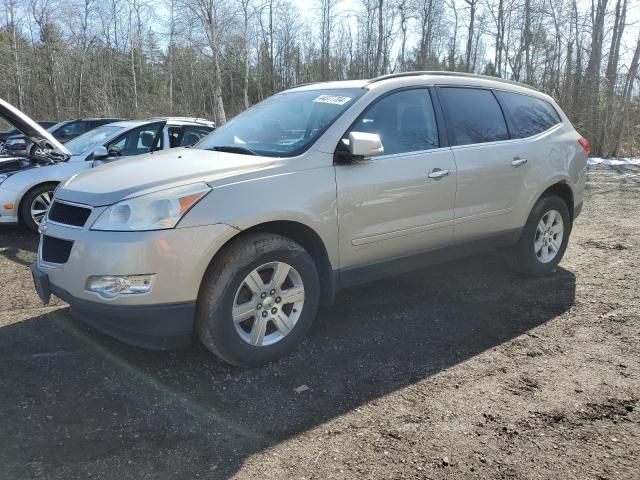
538;181;575;220
204;220;337;306
16;180;59;225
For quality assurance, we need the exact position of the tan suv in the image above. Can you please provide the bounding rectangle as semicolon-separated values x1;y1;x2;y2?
31;72;589;366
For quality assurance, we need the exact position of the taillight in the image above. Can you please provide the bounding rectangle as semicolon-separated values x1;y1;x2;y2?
578;137;590;155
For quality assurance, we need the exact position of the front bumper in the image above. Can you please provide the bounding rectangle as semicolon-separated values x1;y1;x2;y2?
54;281;196;349
35;218;239;349
38;220;237;305
33;263;195;349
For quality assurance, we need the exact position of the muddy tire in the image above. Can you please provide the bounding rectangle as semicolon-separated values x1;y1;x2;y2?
196;233;320;367
509;194;572;276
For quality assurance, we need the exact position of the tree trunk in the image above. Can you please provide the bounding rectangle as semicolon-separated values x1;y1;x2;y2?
610;33;639;157
374;0;383;75
464;0;476;72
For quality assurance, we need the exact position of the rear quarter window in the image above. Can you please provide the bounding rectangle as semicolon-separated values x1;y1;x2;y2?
497;91;562;138
439;87;509;146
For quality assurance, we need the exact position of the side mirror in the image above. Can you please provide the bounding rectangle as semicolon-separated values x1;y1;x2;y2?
348;132;384;159
91;146;109;161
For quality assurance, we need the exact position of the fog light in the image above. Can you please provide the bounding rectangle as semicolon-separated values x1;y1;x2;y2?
86;274;154;299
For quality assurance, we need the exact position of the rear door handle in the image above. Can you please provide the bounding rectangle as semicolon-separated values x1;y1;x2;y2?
511;158;528;167
428;168;450;179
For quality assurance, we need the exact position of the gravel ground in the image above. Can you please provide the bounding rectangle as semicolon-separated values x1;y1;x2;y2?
0;164;638;479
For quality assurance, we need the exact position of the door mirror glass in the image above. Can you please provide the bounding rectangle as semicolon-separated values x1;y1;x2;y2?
91;145;109;160
348;132;384;158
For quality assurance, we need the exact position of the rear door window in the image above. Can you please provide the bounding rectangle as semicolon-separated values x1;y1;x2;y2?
180;126;213;146
167;125;213;148
439;87;509;146
496;91;561;138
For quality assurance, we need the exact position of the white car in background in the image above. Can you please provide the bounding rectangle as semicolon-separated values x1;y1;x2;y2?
0;102;214;232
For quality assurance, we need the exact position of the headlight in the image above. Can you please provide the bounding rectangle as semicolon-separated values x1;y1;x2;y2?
91;183;211;231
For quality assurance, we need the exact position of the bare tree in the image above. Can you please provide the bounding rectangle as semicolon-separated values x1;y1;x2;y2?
0;0;638;157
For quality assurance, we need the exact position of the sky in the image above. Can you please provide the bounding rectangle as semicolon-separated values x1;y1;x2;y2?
293;0;640;69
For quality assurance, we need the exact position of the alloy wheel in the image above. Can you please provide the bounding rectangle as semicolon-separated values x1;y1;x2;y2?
534;209;564;263
30;191;53;226
232;261;305;347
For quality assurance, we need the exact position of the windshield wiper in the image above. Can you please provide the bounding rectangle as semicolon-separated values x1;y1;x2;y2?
210;145;257;156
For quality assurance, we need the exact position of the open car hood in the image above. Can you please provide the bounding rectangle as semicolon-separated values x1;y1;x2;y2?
0;98;70;156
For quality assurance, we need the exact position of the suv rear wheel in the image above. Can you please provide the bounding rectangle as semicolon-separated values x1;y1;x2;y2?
510;194;571;276
196;233;320;367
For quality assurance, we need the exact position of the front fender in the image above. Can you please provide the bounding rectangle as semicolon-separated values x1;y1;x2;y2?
180;165;339;269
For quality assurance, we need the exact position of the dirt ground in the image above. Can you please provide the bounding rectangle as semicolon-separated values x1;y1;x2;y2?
0;164;638;480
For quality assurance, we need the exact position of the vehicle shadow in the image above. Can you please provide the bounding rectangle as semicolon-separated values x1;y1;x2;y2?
0;225;38;267
0;253;576;479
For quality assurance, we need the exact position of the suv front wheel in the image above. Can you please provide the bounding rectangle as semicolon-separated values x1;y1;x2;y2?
510;194;572;276
196;233;320;367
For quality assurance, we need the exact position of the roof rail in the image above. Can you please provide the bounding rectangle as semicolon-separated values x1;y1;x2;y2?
366;71;538;91
148;116;215;126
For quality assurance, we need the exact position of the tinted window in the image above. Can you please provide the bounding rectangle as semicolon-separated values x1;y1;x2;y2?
440;88;508;146
181;126;213;146
349;89;439;155
55;121;92;138
498;91;561;138
168;125;213;148
106;123;163;157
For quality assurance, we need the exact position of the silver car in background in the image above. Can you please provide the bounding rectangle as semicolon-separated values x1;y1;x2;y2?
0;111;214;231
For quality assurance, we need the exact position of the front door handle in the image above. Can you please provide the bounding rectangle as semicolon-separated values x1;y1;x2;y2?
511;157;528;167
428;168;450;179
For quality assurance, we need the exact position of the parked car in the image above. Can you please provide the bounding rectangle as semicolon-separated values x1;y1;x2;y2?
1;122;56;155
1;126;19;154
0;111;214;232
30;72;588;367
4;118;122;157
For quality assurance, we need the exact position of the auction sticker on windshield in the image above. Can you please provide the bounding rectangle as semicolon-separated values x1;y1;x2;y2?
313;94;352;105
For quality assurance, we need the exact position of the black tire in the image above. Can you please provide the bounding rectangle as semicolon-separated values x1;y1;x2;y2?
509;194;572;276
19;183;57;233
196;232;320;367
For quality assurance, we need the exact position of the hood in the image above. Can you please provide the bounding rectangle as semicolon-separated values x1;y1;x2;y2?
0;156;35;175
0;98;70;156
0;152;56;175
56;147;277;206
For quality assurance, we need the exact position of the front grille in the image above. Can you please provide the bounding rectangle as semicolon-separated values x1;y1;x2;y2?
48;201;91;227
42;235;74;264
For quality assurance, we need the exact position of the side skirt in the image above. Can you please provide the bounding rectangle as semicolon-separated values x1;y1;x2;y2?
336;228;522;290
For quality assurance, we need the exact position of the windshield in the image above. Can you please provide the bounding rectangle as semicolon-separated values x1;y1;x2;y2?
197;88;364;157
65;125;123;156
